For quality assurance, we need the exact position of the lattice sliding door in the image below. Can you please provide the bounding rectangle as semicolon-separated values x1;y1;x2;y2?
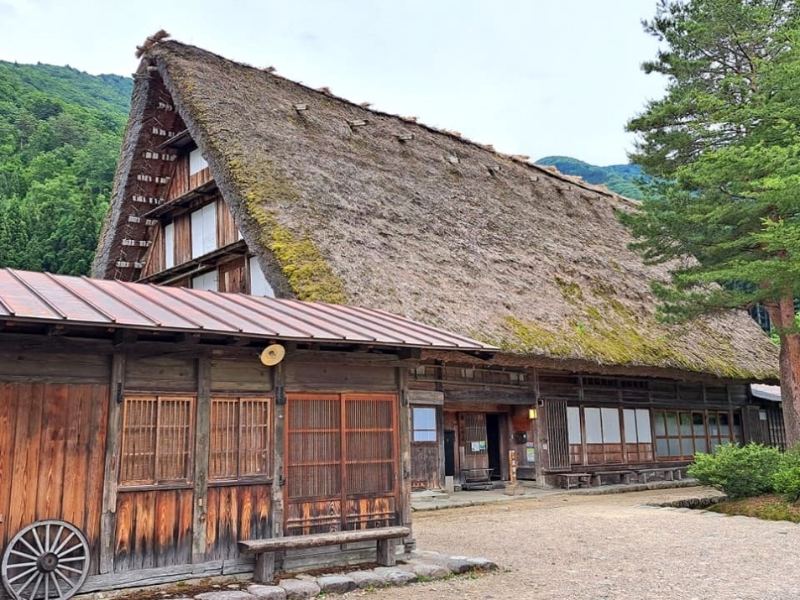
545;398;571;471
343;393;397;530
284;393;399;535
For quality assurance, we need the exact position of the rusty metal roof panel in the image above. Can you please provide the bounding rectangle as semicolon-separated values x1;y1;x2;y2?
0;269;496;351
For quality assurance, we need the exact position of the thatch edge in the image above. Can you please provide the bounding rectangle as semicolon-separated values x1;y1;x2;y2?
91;64;152;278
145;39;637;208
422;349;779;384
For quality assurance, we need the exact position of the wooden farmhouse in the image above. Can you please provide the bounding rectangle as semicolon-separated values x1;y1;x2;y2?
89;37;784;493
0;269;492;598
0;34;785;598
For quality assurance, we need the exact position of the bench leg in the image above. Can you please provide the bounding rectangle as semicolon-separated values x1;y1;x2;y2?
377;539;397;567
254;552;275;584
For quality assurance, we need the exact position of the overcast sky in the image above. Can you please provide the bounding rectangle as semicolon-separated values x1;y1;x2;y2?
0;0;666;165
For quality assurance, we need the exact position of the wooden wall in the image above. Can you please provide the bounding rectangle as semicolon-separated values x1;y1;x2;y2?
205;484;270;561
408;364;760;489
0;382;108;576
113;489;193;571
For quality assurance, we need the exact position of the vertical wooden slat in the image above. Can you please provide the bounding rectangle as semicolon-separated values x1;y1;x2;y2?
545;398;570;470
192;356;211;563
0;383;19;550
272;363;285;540
100;353;125;574
397;367;413;551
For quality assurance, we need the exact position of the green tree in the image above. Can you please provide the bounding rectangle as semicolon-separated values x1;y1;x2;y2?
0;60;131;274
624;0;800;443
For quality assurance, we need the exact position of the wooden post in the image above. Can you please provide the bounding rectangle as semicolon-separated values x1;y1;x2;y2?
397;366;414;553
376;538;397;566
270;361;286;547
254;552;276;584
191;355;211;563
99;352;126;574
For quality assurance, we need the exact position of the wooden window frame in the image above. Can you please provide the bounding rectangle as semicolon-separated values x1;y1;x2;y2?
411;406;438;444
119;393;196;490
208;394;272;484
653;409;738;461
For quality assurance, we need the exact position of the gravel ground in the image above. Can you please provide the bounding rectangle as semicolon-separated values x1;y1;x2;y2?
350;487;800;600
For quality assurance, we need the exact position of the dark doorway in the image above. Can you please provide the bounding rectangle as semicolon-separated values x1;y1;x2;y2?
486;413;502;480
444;430;456;477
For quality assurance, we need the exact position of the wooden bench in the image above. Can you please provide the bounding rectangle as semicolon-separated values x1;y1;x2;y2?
591;470;635;486
461;468;494;490
238;526;411;583
559;472;592;489
635;466;685;484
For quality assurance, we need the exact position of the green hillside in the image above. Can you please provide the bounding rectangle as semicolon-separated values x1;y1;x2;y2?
536;155;648;199
0;61;131;274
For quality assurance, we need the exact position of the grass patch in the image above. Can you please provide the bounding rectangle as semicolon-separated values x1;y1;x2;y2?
708;494;800;523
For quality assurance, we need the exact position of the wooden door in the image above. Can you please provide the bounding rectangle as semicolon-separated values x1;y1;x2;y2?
460;413;489;471
284;393;399;535
0;382;109;576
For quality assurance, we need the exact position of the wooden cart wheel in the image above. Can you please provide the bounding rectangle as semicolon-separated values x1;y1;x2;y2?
1;520;90;600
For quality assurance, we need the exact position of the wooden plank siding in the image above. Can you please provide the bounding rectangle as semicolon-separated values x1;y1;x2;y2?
113;489;194;571
174;213;192;265
0;382;109;575
166;154;190;202
219;257;247;293
217;199;239;248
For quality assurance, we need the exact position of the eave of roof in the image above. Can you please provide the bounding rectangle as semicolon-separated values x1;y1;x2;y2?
0;269;495;352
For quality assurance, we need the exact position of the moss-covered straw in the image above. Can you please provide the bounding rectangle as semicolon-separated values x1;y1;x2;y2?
95;36;779;380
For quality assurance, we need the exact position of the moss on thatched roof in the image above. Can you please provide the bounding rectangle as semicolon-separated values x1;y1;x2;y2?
95;38;779;381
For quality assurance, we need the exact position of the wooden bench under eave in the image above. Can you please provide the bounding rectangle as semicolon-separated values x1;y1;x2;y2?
239;526;412;583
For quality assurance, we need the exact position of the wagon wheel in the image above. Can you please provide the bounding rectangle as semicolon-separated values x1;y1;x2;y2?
1;520;90;600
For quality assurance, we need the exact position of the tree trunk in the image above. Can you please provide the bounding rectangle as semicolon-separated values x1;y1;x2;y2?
769;296;800;448
778;333;800;448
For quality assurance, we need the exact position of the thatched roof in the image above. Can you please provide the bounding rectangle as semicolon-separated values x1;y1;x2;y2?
94;38;779;381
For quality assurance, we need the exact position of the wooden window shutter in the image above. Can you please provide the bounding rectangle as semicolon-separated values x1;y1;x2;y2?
545;398;570;471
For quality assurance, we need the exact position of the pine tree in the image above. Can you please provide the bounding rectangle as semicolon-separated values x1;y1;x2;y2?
625;0;800;444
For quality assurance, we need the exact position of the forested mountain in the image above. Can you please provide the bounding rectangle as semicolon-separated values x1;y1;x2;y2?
536;155;648;199
0;61;131;274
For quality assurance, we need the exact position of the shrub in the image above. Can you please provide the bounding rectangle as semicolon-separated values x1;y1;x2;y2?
773;446;800;502
773;466;800;502
688;443;783;498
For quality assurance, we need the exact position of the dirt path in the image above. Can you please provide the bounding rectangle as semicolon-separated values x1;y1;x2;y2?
349;487;800;600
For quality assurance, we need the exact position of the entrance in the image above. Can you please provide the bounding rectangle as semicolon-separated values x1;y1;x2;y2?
444;430;456;477
486;413;502;480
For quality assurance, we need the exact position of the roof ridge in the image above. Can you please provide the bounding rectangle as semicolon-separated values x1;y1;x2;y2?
146;39;639;207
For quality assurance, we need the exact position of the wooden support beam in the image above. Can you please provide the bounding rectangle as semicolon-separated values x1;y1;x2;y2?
132;194;165;205
115;260;145;269
127;215;159;226
99;352;126;574
270;362;286;545
397;366;414;553
122;239;153;248
192;356;212;563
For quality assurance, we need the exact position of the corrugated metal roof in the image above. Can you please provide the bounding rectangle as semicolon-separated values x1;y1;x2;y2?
0;269;495;351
